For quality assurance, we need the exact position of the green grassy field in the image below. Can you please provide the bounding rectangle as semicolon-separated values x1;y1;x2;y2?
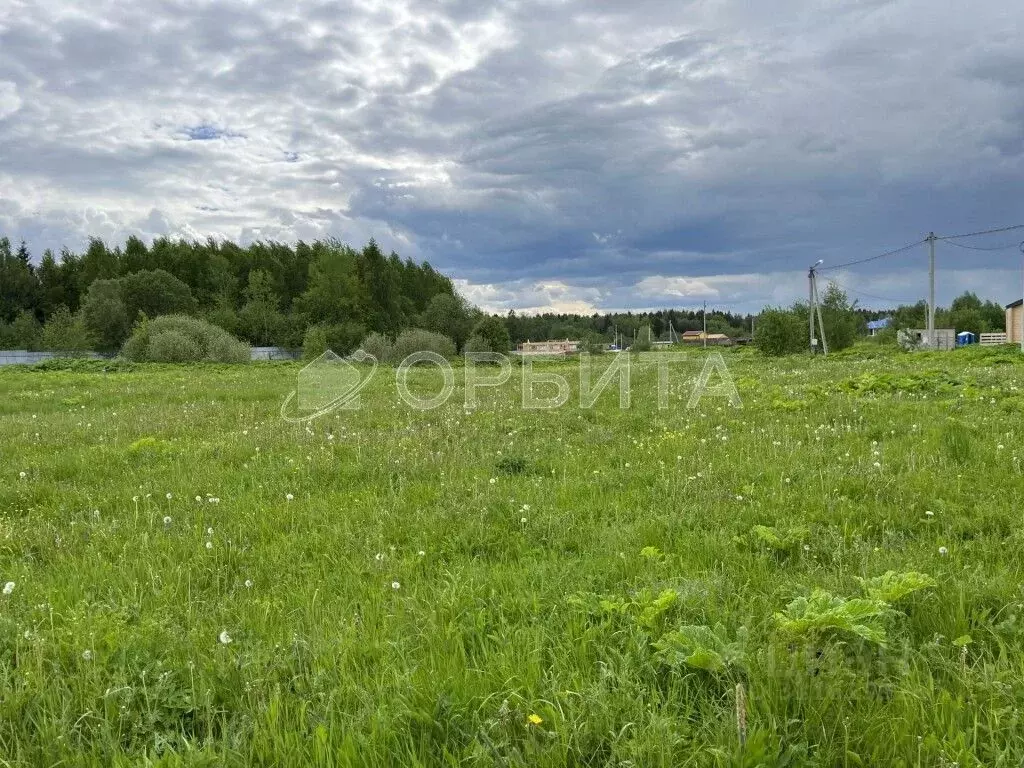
2;346;1024;766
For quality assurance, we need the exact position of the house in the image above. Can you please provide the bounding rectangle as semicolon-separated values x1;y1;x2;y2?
679;330;733;346
516;339;580;355
866;318;890;336
1006;300;1024;344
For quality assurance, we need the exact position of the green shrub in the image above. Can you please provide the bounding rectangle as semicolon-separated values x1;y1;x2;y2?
148;330;202;362
302;325;330;360
754;307;806;356
41;306;96;353
463;334;493;355
470;316;511;353
121;315;250;363
359;331;392;362
388;328;456;363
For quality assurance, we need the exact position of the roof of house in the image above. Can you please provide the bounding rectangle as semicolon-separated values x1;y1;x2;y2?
1007;299;1023;309
681;330;702;336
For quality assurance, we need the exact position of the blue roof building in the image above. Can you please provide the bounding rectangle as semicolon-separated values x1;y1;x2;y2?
866;318;891;336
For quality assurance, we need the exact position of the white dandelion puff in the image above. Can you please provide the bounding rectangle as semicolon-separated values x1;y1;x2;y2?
939;546;949;556
286;493;294;501
244;579;253;588
166;492;173;500
218;630;232;644
2;581;14;595
82;649;93;661
163;516;172;526
391;581;401;590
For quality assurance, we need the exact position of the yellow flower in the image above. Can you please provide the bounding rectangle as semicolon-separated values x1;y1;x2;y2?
528;713;543;726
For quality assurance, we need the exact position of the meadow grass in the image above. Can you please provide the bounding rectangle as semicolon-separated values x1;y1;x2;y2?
1;346;1023;766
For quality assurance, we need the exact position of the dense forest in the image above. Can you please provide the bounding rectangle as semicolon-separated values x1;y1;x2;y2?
0;234;1010;356
0;235;465;353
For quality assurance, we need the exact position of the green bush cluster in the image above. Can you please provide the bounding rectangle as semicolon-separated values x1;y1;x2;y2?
120;315;250;363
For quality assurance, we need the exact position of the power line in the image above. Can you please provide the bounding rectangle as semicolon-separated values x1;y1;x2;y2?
817;238;927;272
940;238;1022;251
940;224;1024;241
823;279;919;305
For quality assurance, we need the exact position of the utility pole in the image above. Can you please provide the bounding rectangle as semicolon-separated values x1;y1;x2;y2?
808;260;823;353
927;232;936;347
812;274;828;355
702;300;707;349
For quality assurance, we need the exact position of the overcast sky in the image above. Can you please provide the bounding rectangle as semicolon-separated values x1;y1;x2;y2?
1;0;1022;314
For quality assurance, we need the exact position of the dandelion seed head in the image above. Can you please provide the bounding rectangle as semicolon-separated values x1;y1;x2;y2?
218;630;232;644
2;581;14;595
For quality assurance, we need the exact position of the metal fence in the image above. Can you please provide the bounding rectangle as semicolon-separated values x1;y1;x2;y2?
0;348;300;365
250;347;299;361
0;351;109;366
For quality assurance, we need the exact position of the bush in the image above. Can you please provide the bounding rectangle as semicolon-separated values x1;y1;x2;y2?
470;316;511;353
463;334;493;355
360;331;392;362
0;310;42;350
41;306;95;353
754;308;806;356
120;269;197;321
302;325;330;360
147;330;203;362
81;279;131;352
388;328;456;363
121;315;250;363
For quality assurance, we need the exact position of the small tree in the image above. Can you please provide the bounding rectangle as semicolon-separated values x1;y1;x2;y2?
81;279;130;352
9;310;42;351
820;283;859;351
462;334;493;355
120;269;197;322
754;308;805;356
470;315;511;353
419;293;473;350
41;306;95;353
302;325;330;360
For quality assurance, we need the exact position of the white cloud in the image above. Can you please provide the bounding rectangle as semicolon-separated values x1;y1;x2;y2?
0;81;20;120
0;0;1021;311
634;276;719;299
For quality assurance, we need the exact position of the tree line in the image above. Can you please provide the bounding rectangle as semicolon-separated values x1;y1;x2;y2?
753;285;1008;355
0;235;477;353
1;232;1007;358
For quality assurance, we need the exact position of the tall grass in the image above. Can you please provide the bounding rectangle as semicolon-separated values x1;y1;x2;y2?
1;348;1022;765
